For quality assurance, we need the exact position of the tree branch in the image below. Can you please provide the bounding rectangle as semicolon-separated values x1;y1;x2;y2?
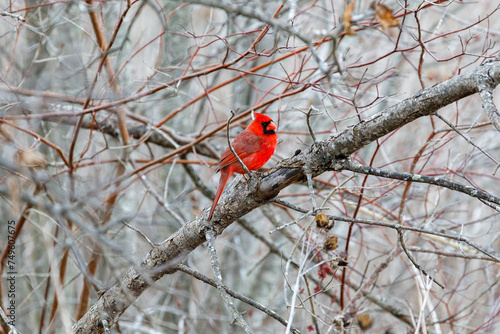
341;159;500;207
205;229;253;333
398;229;445;289
176;264;302;333
73;58;500;333
0;10;25;22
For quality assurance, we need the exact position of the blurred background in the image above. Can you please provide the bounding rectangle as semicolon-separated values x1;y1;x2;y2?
1;0;500;333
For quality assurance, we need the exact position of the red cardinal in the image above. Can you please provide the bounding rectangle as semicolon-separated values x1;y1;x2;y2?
208;113;278;221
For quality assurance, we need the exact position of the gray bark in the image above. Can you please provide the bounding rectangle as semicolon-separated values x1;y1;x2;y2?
73;58;500;333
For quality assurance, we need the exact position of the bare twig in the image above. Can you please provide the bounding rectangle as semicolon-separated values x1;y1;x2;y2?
406;247;500;262
177;264;302;334
271;198;308;213
133;160;185;226
0;10;25;22
398;229;445;289
328;214;500;262
433;112;500;169
345;245;402;315
238;216;414;327
306;172;318;211
226;111;252;176
185;0;331;73
341;159;500;206
306;106;322;143
205;229;253;333
303;276;321;334
269;210;312;233
121;221;157;247
183;160;216;199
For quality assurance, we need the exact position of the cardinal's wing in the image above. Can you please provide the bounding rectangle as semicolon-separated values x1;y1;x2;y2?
217;130;262;171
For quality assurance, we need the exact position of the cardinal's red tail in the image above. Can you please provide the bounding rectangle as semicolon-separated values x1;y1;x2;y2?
208;168;233;221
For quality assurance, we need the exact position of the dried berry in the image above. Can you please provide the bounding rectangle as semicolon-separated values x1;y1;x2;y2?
316;214;334;230
357;313;374;330
324;235;338;251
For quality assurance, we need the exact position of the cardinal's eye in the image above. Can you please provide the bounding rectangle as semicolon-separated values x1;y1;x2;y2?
261;121;270;127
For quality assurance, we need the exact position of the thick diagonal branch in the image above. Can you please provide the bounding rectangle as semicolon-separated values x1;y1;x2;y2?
73;59;500;333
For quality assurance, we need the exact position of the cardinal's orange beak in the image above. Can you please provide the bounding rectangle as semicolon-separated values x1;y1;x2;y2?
267;121;277;131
